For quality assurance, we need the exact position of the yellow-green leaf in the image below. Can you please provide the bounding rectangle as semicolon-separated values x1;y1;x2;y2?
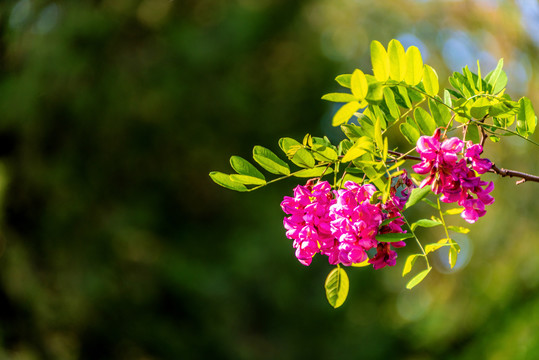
293;167;334;178
371;40;390;82
321;93;358;102
332;101;361;127
405;46;423;85
341;136;371;162
388;39;407;81
422;64;439;96
252;146;290;175
209;171;248;192
351;69;369;99
325;267;349;308
402;254;421;277
229;174;266;185
406;267;431;289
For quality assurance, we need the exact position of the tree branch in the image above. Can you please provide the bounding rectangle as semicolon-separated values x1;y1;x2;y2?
387;150;539;184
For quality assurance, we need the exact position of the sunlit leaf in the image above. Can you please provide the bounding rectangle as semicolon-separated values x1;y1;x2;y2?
414;107;436;135
294;167;334;178
209;171;248;192
399;122;420;144
352;258;371;267
278;138;302;158
443;208;463;215
291;148;315;168
447;226;470;234
517;97;537;137
402;254;421;277
383;87;400;119
411;219;442;231
229;174;266;185
335;74;352;88
425;238;449;254
429;98;452;128
325;267;349;308
406;267;431;289
351;69;369;99
230;156;265;180
341;136;372;162
322;93;358;102
405;46;423;85
252;146;290;175
332;101;362;127
422;65;439;96
371;40;390;81
404;186;431;210
388;39;407;81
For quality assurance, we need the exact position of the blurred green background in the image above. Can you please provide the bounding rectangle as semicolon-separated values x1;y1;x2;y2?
0;0;538;359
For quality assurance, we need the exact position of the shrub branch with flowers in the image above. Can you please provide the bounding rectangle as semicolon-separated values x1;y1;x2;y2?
210;39;539;308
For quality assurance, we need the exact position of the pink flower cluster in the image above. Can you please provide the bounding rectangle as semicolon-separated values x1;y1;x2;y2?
281;175;413;268
412;129;495;223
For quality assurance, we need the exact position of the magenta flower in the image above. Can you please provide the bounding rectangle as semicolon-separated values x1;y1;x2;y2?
329;182;382;266
281;181;336;266
465;142;492;174
413;129;495;224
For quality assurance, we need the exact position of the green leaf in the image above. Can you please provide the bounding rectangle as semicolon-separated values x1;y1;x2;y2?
209;171;248;192
335;74;352;88
444;89;453;107
465;124;480;144
365;81;385;104
485;58;503;92
414;107;436;135
341;136;372;162
332;101;362;127
404;186;431;210
517;97;537;137
351;69;369;99
294;167;334;178
447;226;470;234
406;267;431;289
396;86;412;108
492;70;507;95
322;93;358;102
341;124;364;141
443;208;463;215
470;97;492;119
402;254;421;277
312;144;338;162
291;148;315;168
376;232;414;243
374;117;383;149
429;98;452;128
351;258;371;267
405;46;423;85
325;267;349;309
399;122;420;144
388;39;407;81
449;245;458;269
230;156;265;180
363;165;386;191
252;146;290;175
278;137;302;158
383;87;400;120
425;238;449;254
489;100;519;118
229;174;266;185
422;65;439;96
411;219;442;231
371;40;390;81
